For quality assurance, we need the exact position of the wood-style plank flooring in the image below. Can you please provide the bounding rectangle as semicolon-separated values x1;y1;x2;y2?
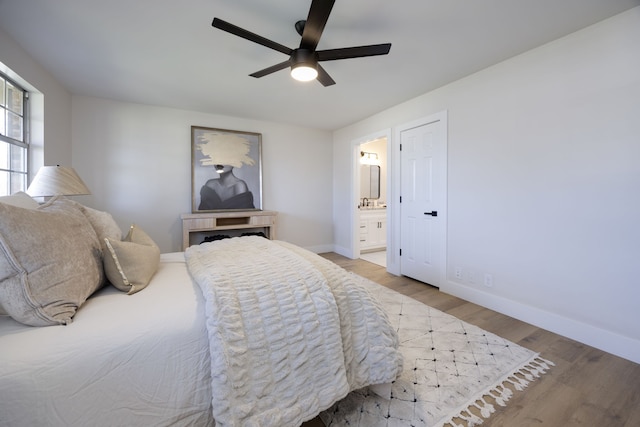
302;253;640;427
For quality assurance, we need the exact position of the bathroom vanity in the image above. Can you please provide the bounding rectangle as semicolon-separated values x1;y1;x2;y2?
359;208;387;252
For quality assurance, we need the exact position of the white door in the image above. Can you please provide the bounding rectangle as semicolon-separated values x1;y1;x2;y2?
400;119;446;286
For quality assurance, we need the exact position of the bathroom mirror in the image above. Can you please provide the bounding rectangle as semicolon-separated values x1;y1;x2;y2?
360;165;380;199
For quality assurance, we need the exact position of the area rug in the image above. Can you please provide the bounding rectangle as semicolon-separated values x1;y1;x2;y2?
320;274;553;427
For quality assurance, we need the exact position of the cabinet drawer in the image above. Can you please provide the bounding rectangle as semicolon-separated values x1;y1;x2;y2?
185;218;215;230
250;216;275;226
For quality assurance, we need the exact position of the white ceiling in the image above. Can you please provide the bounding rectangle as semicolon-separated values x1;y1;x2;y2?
1;0;638;130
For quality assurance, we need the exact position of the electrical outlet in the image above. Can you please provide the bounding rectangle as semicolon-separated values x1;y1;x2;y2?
468;270;476;284
484;273;493;287
454;267;463;280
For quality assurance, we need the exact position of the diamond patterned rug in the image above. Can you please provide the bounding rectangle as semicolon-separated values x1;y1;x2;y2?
320;274;553;427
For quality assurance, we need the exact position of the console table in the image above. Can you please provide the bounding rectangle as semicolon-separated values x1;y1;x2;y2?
181;210;277;250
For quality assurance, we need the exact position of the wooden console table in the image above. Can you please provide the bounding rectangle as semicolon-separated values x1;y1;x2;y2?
181;210;277;250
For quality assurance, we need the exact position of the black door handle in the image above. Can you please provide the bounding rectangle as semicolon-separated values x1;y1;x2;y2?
424;211;438;216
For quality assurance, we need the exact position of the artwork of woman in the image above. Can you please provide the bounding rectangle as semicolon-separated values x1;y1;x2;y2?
195;131;256;211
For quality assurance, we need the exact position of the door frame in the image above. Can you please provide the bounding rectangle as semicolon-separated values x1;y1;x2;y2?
350;128;392;261
390;110;448;278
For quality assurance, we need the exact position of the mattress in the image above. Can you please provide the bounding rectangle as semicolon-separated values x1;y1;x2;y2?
0;252;214;427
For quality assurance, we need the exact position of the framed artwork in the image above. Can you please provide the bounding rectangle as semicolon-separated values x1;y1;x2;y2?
191;126;262;213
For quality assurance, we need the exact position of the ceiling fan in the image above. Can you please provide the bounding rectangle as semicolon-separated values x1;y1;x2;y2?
211;0;391;86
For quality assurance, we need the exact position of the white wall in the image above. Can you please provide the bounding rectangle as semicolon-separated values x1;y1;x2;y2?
333;8;640;363
72;96;334;253
2;23;335;253
2;22;333;254
0;27;72;173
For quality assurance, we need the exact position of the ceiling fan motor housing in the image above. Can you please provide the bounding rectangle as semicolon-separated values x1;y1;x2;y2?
291;49;318;69
290;49;319;81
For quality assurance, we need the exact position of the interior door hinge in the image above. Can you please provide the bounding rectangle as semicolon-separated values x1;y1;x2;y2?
399;249;402;256
399;143;402;151
399;196;402;203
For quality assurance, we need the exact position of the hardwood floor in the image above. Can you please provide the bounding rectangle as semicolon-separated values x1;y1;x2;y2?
302;253;640;427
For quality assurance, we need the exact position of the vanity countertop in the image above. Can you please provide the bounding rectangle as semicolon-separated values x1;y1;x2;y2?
359;206;386;210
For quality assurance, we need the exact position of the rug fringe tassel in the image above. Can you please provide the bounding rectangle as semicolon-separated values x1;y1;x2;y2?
441;355;554;427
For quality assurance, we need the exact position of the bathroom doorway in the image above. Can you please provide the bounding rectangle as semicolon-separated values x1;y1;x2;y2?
357;137;388;268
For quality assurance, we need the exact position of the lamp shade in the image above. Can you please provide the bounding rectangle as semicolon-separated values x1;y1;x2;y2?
26;165;91;197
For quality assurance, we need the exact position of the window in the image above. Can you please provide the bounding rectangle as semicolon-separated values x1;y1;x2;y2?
0;72;29;196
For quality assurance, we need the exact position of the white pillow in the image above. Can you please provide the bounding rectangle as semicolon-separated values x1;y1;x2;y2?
0;191;39;210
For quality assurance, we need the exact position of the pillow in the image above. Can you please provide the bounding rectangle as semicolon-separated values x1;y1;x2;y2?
72;201;123;288
74;202;123;244
103;224;160;295
0;198;104;326
0;191;39;210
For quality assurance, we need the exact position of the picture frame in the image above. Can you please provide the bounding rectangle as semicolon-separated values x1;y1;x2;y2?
191;126;262;213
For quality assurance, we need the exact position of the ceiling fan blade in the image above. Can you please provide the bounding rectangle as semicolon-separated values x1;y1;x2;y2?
212;18;292;56
249;60;291;78
300;0;336;51
317;43;391;61
316;64;336;86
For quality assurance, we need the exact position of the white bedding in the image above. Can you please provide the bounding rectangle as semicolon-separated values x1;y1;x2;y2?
0;253;214;427
186;238;403;427
0;239;402;427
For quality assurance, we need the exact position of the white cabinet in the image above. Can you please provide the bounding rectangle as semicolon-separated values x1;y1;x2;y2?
359;209;387;251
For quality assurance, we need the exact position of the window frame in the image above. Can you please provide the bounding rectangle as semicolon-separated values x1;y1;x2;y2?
0;72;29;196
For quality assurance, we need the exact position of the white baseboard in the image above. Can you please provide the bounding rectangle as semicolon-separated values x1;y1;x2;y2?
303;244;336;255
442;280;640;365
332;244;354;259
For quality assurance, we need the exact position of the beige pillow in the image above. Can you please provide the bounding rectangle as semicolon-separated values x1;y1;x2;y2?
73;202;123;245
0;198;104;326
103;224;160;295
0;192;39;316
0;191;39;210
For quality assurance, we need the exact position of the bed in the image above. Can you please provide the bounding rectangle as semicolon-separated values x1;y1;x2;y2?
0;193;403;427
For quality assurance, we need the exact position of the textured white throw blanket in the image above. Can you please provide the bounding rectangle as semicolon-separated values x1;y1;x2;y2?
185;237;403;427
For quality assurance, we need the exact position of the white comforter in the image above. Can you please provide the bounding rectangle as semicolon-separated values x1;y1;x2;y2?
0;253;214;427
185;237;403;427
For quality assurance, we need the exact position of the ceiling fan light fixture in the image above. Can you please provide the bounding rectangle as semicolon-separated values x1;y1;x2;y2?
291;63;318;82
290;49;318;82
